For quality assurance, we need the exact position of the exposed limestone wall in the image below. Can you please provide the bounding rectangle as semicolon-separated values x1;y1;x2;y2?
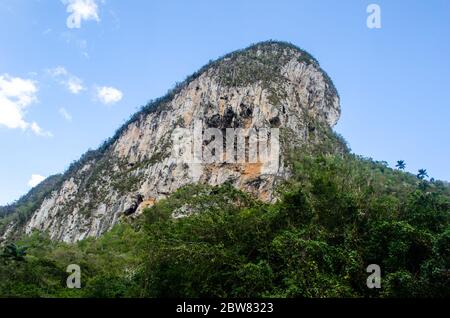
5;44;340;242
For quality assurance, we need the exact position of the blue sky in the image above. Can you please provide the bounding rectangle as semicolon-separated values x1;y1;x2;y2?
0;0;449;205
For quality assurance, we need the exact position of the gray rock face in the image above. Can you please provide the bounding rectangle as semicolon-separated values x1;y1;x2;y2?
3;41;341;242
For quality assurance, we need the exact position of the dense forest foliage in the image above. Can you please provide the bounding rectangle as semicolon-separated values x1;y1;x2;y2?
1;152;448;298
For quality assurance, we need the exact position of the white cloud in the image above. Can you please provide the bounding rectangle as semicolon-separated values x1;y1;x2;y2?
31;122;53;137
48;66;85;94
97;86;123;105
59;107;72;122
64;0;100;29
0;74;52;136
28;174;46;188
67;77;84;94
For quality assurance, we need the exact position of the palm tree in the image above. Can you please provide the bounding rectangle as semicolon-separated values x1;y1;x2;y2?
417;169;428;180
395;160;406;170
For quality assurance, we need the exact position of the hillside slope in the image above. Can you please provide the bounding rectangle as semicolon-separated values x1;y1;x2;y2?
1;152;448;297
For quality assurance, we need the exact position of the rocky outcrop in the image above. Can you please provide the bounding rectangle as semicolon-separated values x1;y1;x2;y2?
1;41;341;242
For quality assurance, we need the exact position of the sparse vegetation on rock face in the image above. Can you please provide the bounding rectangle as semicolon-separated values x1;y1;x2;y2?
1;41;343;243
0;175;63;240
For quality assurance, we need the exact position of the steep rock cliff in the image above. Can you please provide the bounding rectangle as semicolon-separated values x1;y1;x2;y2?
1;41;342;242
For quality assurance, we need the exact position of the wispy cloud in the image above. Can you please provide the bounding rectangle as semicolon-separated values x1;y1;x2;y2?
96;86;123;105
48;66;85;94
63;0;100;29
60;32;90;58
31;122;53;137
0;74;52;137
59;107;73;122
66;77;84;94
